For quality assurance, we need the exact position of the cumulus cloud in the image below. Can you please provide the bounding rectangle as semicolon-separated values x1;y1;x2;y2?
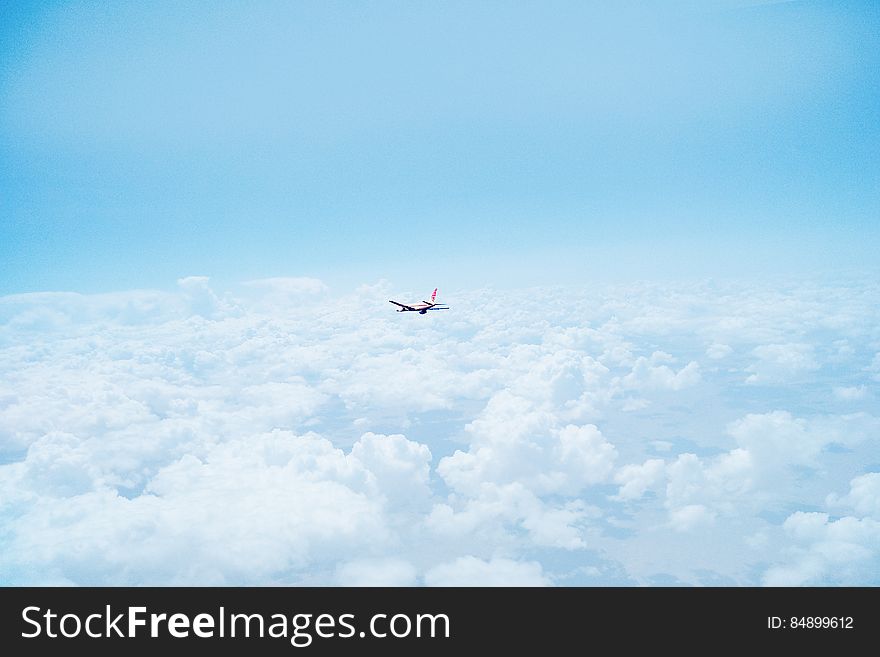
613;459;665;501
436;391;617;498
620;352;701;391
727;411;879;470
333;559;418;586
667;504;715;532
1;275;878;585
762;513;880;586
424;556;551;586
762;472;880;585
827;473;880;519
350;432;433;507
2;431;395;584
745;343;818;384
425;483;599;550
177;276;230;319
608;410;879;535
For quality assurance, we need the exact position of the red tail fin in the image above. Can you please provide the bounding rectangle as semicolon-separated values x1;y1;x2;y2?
431;288;438;303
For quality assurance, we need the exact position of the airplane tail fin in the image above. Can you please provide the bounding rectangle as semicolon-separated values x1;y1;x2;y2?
422;288;442;306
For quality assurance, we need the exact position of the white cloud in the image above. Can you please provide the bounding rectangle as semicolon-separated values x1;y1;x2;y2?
620;352;701;391
727;411;879;470
762;512;880;586
2;275;879;585
663;449;752;518
424;556;551;586
436;391;617;497
745;343;818;384
1;430;405;584
613;459;665;500
616;410;879;530
668;504;715;532
333;559;418;586
424;483;598;550
827;473;880;519
350;432;433;507
177;276;233;319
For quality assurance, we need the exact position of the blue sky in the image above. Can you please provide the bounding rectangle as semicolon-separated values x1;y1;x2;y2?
2;0;878;294
2;2;880;587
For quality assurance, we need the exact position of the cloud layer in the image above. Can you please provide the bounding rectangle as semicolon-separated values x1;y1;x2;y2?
1;276;879;585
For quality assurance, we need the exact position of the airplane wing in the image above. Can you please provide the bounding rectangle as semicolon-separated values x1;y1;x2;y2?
389;300;417;311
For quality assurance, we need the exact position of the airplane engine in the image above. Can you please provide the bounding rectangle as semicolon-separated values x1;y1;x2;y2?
419;309;427;314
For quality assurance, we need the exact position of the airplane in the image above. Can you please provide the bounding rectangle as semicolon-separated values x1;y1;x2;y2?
389;288;449;314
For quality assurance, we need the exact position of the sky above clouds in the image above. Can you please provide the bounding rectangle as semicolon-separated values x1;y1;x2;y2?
1;1;878;586
1;1;878;292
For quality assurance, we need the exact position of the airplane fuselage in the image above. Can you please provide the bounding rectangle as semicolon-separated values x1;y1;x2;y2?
393;302;433;313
